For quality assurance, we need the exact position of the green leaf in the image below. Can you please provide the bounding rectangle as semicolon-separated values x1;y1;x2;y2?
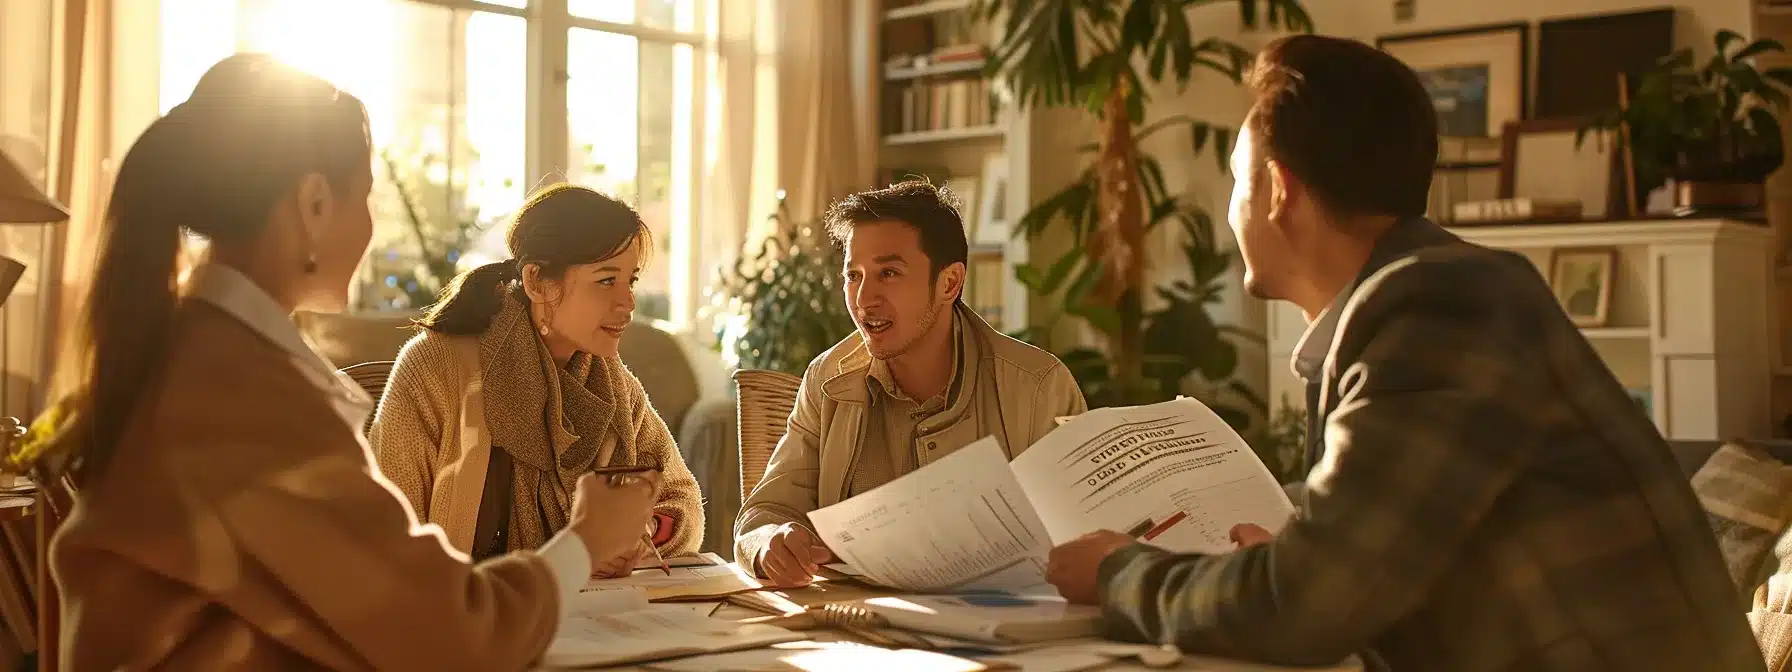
1014;263;1046;291
1732;38;1785;63
1717;29;1745;58
1040;247;1086;294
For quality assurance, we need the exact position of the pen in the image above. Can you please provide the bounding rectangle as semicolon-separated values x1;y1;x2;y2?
591;465;661;476
643;523;671;576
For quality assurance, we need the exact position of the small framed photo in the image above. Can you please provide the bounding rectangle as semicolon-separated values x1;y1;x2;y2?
1378;22;1528;139
1549;247;1617;327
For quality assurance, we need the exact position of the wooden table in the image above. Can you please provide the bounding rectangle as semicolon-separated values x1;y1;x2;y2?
577;578;1364;672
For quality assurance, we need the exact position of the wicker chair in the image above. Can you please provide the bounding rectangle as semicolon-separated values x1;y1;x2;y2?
338;361;395;435
732;369;801;501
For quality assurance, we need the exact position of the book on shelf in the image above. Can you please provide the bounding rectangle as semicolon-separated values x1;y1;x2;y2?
1451;198;1583;223
895;78;995;135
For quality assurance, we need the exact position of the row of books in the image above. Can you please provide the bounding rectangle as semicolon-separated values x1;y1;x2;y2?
966;256;1005;326
891;78;996;136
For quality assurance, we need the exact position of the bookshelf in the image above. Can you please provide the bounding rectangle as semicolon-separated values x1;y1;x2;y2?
872;0;1029;333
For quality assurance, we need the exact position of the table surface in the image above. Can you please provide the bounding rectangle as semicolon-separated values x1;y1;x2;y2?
579;577;1364;672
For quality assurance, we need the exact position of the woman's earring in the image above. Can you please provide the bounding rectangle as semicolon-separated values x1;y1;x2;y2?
303;253;318;274
540;321;550;336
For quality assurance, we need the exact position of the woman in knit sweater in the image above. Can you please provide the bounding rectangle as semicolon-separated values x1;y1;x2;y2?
371;184;704;577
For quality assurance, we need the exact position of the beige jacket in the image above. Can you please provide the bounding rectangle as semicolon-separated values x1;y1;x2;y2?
370;303;704;557
734;306;1086;570
53;269;574;671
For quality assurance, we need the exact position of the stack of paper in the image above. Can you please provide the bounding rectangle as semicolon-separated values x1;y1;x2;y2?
539;591;806;669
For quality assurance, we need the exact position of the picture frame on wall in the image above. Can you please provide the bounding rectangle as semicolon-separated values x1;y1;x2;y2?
1549;247;1617;327
1378;22;1529;139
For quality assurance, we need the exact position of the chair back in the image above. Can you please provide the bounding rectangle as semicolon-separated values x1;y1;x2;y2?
338;361;396;435
732;369;801;501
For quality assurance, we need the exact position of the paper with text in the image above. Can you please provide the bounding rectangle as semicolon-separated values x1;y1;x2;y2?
807;438;1052;593
1011;397;1294;554
540;601;804;669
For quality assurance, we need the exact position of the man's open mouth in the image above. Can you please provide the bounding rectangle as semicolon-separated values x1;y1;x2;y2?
860;317;892;335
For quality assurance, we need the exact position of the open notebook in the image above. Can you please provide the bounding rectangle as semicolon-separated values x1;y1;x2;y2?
539;590;805;669
850;593;1101;644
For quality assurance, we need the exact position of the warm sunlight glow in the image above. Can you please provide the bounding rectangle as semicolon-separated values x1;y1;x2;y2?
160;0;398;144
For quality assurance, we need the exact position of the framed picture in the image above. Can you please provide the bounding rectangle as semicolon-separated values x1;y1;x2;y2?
1498;118;1618;220
1536;9;1674;119
975;153;1009;245
1378;22;1529;138
1549;247;1617;327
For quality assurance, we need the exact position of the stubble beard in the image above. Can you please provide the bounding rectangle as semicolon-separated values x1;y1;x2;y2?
866;297;948;361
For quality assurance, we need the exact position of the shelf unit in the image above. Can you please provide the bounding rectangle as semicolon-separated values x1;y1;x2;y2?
1265;219;1777;441
871;0;1029;332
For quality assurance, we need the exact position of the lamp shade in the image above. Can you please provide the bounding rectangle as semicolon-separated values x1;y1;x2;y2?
0;148;67;224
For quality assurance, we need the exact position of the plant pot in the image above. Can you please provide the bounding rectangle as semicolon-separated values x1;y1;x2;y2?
1670;144;1782;184
1673;180;1764;217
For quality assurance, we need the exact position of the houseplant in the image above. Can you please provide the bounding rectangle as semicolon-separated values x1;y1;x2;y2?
975;0;1311;433
707;193;856;375
1580;30;1792;213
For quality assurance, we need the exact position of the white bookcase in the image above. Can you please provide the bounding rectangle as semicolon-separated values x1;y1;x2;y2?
1265;219;1777;441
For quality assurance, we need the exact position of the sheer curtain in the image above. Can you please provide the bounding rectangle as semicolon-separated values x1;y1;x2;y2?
703;0;878;253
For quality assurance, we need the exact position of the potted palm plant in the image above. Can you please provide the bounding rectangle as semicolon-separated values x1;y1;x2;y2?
973;0;1311;436
1581;30;1792;215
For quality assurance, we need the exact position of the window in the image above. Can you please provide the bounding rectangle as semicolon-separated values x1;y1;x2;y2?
156;0;714;324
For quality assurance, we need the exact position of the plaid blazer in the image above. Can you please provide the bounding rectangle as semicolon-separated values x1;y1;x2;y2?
1096;219;1762;671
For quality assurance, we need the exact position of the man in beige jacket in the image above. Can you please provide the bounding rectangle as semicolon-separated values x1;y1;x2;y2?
734;180;1087;587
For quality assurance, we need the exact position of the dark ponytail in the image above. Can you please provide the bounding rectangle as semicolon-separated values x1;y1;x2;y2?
65;55;369;486
415;184;651;336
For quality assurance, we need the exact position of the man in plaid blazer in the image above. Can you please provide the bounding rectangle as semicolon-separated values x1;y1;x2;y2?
1043;35;1762;671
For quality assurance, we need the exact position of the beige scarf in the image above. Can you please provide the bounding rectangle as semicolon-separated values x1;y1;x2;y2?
479;296;636;551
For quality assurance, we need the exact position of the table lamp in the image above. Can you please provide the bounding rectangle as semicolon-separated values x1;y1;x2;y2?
0;147;68;304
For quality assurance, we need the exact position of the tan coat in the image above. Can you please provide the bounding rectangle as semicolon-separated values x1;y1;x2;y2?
370;300;703;557
734;306;1086;570
52;300;565;671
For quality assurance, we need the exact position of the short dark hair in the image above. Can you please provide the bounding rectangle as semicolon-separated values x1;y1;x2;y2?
824;179;970;283
1246;35;1437;218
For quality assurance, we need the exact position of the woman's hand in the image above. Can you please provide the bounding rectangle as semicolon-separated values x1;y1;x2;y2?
590;538;650;579
567;471;661;564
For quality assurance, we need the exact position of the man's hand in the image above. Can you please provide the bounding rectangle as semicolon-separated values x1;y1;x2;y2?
590;538;650;579
1046;530;1135;605
757;523;834;588
567;471;661;565
1230;523;1273;549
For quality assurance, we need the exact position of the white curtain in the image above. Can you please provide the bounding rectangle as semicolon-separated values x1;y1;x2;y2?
702;0;878;254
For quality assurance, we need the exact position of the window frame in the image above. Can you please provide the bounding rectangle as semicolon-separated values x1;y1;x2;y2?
137;0;714;326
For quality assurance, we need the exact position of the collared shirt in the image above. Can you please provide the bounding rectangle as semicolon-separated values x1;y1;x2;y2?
1289;280;1357;383
849;314;974;496
184;264;591;606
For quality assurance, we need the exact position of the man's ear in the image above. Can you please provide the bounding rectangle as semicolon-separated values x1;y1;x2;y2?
937;261;967;304
1265;159;1297;224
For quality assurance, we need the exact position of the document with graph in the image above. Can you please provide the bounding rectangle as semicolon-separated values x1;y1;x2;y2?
1009;397;1295;555
806;397;1294;592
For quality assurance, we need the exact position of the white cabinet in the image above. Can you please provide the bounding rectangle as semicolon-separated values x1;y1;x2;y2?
1263;219;1776;441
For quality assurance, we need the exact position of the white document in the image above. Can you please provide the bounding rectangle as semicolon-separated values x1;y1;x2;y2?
1011;397;1295;555
807;438;1053;593
539;591;805;669
807;398;1294;592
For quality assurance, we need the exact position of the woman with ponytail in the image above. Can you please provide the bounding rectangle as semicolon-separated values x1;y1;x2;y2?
49;55;659;670
371;184;703;577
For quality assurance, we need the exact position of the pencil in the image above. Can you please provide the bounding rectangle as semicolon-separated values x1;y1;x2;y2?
643;525;671;576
